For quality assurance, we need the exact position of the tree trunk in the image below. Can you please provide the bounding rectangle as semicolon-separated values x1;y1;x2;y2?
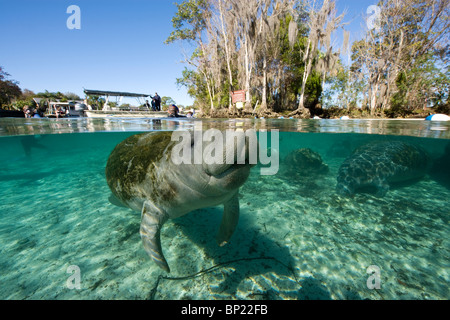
218;0;234;111
260;53;268;114
298;38;311;111
289;39;312;118
200;70;214;111
244;40;253;113
369;80;379;116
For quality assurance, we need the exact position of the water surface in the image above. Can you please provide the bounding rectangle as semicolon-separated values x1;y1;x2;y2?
0;117;448;300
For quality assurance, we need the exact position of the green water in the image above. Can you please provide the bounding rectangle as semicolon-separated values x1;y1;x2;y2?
0;118;448;300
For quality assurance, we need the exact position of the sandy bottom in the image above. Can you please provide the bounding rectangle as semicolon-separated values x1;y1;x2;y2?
0;132;448;300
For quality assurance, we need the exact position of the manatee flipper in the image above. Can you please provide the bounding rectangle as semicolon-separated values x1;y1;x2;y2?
216;192;240;247
374;179;390;197
139;201;170;272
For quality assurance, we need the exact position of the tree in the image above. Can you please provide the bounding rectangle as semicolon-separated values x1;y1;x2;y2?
0;66;22;108
253;0;301;115
21;89;36;100
351;0;450;115
167;0;347;117
166;0;217;112
86;95;103;110
65;92;81;101
289;0;346;117
161;96;176;110
213;0;236;110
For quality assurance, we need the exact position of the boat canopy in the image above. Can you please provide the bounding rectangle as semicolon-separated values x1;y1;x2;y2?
83;89;151;98
83;89;153;111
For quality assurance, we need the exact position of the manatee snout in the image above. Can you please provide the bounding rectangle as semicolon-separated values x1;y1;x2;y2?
202;132;255;177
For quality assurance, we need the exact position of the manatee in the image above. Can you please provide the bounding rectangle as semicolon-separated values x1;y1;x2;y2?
336;141;430;197
284;148;329;177
430;142;450;182
105;131;253;272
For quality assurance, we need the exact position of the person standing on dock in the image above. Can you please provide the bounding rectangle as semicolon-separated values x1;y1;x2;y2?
153;92;161;111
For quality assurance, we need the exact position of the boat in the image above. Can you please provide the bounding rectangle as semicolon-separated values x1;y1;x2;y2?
84;109;169;118
425;114;450;121
0;99;87;118
0;109;24;118
44;100;87;118
83;89;171;118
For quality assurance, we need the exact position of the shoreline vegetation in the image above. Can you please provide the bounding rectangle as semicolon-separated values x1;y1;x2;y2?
1;0;449;120
192;104;446;120
165;0;449;120
0;93;447;120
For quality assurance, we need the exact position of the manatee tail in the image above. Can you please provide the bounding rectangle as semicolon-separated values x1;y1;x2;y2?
140;201;170;272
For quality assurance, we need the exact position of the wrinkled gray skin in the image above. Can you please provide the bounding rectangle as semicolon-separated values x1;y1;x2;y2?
106;131;253;272
336;141;430;197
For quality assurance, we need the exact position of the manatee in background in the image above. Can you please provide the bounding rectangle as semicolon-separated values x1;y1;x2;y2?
430;142;450;187
105;131;253;272
336;141;430;197
284;148;329;177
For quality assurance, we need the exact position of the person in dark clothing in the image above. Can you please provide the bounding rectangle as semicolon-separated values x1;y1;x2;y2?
168;104;186;118
154;92;161;111
144;100;151;110
168;104;178;117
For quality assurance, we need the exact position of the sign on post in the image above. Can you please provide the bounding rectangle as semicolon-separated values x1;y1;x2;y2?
231;90;246;110
231;90;246;104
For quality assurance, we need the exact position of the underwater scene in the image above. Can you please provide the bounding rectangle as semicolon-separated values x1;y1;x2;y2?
0;118;448;300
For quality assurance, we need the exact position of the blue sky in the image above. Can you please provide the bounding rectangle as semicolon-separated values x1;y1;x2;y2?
0;0;378;106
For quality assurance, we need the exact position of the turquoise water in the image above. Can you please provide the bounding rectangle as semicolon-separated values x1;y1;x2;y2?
0;117;448;300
